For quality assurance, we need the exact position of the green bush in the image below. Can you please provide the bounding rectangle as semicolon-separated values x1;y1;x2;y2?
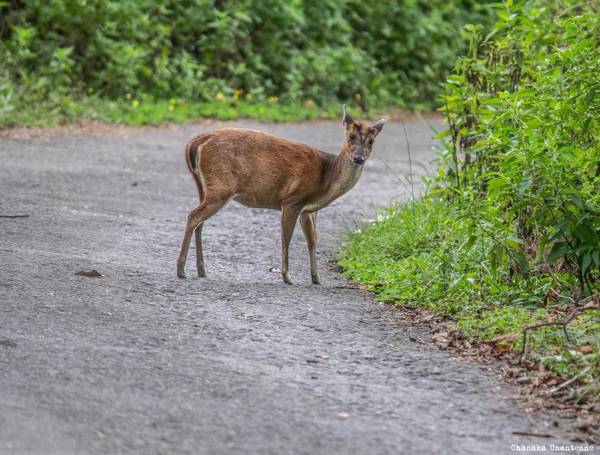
340;0;599;401
439;0;600;291
0;0;494;126
437;0;600;395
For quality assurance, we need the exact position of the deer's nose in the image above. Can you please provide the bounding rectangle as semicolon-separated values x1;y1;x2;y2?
353;156;365;165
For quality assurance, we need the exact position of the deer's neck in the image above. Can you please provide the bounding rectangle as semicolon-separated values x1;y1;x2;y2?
324;150;364;199
302;150;363;212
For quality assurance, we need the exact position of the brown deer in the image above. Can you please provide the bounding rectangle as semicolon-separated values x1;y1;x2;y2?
177;106;385;284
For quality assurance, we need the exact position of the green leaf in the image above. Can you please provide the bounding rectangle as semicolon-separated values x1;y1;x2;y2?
512;249;530;273
576;221;598;245
435;129;453;139
581;253;592;275
568;193;585;210
547;242;568;263
447;159;458;173
490;243;504;274
464;234;477;250
517;177;532;197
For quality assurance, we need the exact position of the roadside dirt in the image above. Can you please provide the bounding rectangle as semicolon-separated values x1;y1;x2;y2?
377;304;600;443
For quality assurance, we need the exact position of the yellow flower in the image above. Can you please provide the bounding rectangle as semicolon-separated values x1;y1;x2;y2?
268;96;278;103
168;105;174;112
215;92;226;102
245;93;253;101
303;99;315;108
131;99;139;108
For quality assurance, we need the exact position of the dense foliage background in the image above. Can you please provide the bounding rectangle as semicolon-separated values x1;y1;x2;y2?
341;0;600;403
440;0;599;298
0;0;493;126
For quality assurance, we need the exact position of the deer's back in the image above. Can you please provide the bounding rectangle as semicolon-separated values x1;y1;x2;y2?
190;128;333;209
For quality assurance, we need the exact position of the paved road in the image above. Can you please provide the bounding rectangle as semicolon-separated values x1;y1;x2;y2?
1;120;566;454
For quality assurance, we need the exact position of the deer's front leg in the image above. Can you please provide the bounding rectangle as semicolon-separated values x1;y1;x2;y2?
300;211;320;284
280;205;301;285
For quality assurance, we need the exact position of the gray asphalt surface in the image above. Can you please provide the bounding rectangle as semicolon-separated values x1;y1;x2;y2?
0;120;568;454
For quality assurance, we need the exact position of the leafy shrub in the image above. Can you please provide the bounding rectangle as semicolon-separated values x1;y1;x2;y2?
0;0;495;125
439;0;600;291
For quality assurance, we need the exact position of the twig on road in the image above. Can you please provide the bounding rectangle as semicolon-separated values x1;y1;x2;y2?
512;431;558;439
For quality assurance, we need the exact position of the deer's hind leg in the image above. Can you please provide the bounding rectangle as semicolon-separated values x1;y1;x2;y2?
177;195;228;279
194;223;205;277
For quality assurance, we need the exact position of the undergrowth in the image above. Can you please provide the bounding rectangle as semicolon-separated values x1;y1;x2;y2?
0;96;341;128
339;198;600;404
0;0;495;127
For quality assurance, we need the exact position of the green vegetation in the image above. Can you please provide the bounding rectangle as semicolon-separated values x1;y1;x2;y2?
340;0;600;403
0;0;493;127
4;97;341;127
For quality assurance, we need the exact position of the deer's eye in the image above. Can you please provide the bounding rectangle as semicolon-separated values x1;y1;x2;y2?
349;134;356;141
368;139;374;145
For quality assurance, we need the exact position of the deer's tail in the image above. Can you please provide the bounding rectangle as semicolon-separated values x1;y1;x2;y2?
184;134;212;203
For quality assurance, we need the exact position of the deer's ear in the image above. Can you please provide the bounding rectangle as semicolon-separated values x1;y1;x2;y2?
371;118;386;135
342;104;354;127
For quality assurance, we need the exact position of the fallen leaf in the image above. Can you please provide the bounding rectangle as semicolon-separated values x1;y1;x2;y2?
431;332;450;350
578;345;593;354
448;339;461;348
75;269;103;278
490;333;518;344
492;344;510;354
432;332;449;344
575;418;596;432
0;338;17;348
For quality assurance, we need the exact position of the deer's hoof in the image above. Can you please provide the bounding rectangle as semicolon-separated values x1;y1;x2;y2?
312;276;321;285
197;270;206;278
282;272;293;285
177;265;186;279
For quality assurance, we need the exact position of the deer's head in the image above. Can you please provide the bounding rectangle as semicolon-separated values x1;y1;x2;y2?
342;105;385;166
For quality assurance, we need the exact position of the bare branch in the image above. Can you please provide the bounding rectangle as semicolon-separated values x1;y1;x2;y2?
518;298;600;365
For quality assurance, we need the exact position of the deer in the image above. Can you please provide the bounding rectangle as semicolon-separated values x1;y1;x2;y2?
177;105;385;285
